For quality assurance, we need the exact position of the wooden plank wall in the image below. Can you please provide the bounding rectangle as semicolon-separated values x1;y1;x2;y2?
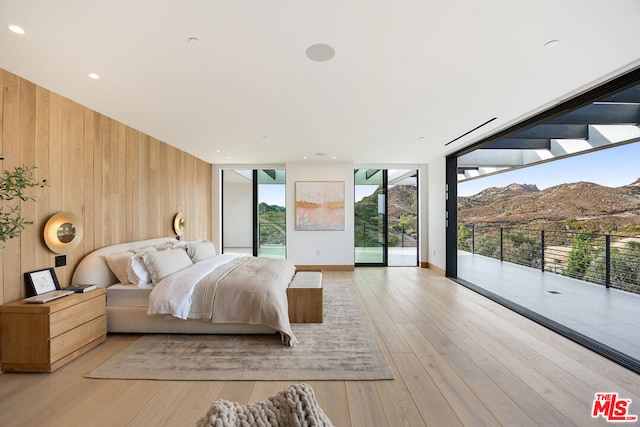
0;69;212;304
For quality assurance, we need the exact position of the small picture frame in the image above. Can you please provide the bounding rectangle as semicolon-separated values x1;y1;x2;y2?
25;268;61;296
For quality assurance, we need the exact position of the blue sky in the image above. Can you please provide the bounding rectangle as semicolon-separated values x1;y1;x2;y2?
458;141;640;197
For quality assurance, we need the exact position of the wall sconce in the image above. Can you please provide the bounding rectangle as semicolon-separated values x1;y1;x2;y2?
173;212;185;239
43;212;84;254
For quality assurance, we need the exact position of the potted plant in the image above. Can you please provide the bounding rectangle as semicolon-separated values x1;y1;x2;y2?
0;158;47;248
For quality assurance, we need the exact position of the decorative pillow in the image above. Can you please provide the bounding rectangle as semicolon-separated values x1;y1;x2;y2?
106;251;135;284
154;242;175;251
133;245;158;254
186;240;217;263
143;248;193;284
127;253;152;287
172;240;189;248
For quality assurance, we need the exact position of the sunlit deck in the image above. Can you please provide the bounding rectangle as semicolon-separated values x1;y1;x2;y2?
457;251;640;371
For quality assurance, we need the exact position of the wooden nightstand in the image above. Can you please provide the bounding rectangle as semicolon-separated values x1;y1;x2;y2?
0;288;106;372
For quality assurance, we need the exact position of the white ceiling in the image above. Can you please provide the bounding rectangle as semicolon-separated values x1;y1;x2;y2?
2;1;640;166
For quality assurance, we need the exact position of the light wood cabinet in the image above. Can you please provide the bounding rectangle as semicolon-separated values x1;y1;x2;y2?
0;288;107;372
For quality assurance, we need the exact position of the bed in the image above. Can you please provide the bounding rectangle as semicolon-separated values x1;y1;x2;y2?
71;238;297;346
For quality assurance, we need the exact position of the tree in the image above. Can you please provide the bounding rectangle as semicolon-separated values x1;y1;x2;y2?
1;163;47;247
585;241;640;293
354;186;384;247
392;214;415;247
564;229;595;280
474;229;501;258
504;231;541;268
457;225;472;251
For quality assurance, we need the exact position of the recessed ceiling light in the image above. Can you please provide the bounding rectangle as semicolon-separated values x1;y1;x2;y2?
544;39;560;48
88;73;100;80
306;44;335;62
216;149;221;153
188;37;201;44
8;25;25;35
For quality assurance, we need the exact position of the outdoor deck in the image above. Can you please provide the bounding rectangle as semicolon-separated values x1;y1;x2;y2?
457;251;640;366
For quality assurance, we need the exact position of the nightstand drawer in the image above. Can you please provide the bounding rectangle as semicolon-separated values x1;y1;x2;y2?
50;293;106;337
50;315;107;364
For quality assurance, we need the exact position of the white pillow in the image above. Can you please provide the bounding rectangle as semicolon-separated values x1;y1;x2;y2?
154;242;174;251
127;254;152;287
106;251;134;284
172;240;189;248
143;248;193;284
133;245;158;254
186;241;217;263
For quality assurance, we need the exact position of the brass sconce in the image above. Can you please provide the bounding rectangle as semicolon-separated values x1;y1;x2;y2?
43;212;84;254
173;212;185;238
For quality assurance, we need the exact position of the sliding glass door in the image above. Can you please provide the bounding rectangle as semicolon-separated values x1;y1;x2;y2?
257;169;286;258
354;169;418;266
387;170;418;266
222;169;286;258
355;169;386;265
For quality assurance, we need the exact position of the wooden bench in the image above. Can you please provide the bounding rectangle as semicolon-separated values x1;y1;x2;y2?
287;271;323;323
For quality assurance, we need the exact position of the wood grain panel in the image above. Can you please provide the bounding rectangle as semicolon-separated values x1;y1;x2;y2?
0;68;212;301
82;109;95;253
125;127;138;241
60;97;85;285
0;70;4;303
35;87;52;270
19;79;37;282
2;72;22;302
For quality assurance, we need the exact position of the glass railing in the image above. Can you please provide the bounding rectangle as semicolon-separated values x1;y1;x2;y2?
458;224;640;294
257;221;286;258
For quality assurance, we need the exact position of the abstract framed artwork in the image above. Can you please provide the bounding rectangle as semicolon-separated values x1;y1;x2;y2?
295;181;345;231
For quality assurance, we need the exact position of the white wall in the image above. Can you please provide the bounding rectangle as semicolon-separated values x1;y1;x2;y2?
286;161;355;266
418;163;429;266
427;158;446;271
213;161;444;270
222;180;253;248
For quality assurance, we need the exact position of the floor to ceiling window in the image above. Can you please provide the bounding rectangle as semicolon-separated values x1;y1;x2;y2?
446;68;640;374
355;169;418;266
355;169;386;265
222;169;286;258
387;170;419;266
257;169;286;258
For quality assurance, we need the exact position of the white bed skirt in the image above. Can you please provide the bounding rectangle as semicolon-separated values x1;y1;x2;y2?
107;306;277;335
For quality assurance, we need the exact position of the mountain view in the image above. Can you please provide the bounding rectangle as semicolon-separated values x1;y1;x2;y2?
458;178;640;293
258;202;286;246
458;178;640;236
355;185;418;248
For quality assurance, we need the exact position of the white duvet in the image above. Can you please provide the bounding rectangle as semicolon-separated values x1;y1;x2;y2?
147;253;239;319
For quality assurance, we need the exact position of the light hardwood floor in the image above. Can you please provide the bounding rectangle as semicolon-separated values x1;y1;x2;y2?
1;268;638;426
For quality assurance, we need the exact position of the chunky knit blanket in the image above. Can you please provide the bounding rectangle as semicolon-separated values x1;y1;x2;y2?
196;383;334;427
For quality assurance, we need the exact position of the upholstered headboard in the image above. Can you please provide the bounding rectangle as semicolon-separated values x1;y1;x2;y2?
72;238;178;288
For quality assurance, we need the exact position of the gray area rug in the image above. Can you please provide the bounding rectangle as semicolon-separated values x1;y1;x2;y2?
86;278;394;381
